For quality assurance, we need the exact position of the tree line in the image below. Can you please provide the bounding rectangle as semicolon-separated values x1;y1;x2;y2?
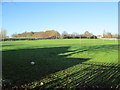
0;29;120;40
61;31;97;39
11;30;97;39
11;30;120;39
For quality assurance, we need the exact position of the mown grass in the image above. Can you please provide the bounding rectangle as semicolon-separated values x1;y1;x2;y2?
1;39;120;89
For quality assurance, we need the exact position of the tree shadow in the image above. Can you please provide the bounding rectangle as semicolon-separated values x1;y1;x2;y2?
35;62;119;89
1;45;16;47
64;44;119;56
57;44;118;58
2;44;119;89
26;44;119;89
2;46;91;88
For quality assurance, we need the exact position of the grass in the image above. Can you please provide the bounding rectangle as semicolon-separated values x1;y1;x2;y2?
1;39;120;89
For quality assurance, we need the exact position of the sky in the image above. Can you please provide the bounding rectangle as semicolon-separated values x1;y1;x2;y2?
2;2;118;37
1;0;119;2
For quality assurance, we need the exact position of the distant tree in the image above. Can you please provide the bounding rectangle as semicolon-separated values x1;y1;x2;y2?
103;29;106;38
90;33;96;39
84;31;91;39
44;30;60;39
12;33;18;37
79;34;82;39
31;31;34;34
106;32;112;38
71;32;78;38
0;29;7;39
11;30;61;39
52;30;61;39
112;34;118;38
27;32;34;37
56;31;61;39
62;31;68;39
102;30;112;38
103;30;113;38
118;34;120;39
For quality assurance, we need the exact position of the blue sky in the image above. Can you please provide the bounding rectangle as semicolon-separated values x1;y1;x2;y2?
2;2;118;37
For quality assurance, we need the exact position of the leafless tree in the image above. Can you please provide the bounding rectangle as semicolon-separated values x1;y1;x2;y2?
62;31;68;39
0;29;7;39
84;31;91;39
11;33;18;38
71;32;78;38
106;32;112;38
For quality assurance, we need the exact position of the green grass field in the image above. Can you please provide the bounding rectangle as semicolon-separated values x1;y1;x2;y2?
1;39;120;89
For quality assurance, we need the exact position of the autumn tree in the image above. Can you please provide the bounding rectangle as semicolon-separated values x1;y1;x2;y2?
52;30;60;39
44;30;60;39
11;30;60;39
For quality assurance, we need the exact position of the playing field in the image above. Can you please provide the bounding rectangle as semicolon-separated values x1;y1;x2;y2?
1;39;120;89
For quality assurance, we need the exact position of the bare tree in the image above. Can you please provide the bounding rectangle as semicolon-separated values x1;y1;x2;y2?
79;34;82;39
112;34;118;38
11;33;18;38
106;32;112;38
103;30;113;38
0;29;7;39
102;30;111;38
71;32;78;38
62;31;68;39
84;31;91;39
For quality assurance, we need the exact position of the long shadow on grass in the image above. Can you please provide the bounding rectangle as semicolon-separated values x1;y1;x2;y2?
30;44;119;89
2;46;91;88
1;45;16;47
36;62;119;89
64;44;119;56
3;44;119;89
